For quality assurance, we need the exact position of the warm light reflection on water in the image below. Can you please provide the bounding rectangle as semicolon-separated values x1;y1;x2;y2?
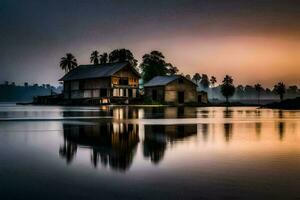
0;105;300;199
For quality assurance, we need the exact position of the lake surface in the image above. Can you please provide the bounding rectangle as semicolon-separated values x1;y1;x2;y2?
0;104;300;199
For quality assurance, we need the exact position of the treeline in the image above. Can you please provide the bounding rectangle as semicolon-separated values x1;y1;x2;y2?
59;49;178;83
187;73;300;103
0;82;62;102
59;48;299;103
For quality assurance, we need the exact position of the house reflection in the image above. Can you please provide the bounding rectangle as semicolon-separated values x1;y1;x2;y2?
61;106;140;119
143;107;197;119
200;124;209;141
143;124;197;164
60;122;139;171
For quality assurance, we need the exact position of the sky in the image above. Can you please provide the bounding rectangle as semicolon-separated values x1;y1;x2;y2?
0;0;299;87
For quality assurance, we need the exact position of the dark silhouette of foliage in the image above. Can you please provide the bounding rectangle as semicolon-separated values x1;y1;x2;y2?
0;82;62;102
210;76;217;87
100;52;108;64
60;53;78;73
254;83;263;104
274;82;286;101
235;85;245;99
185;74;191;80
221;75;235;104
192;73;201;84
109;49;137;67
140;50;177;82
167;63;179;75
200;74;209;89
287;85;298;95
90;50;99;64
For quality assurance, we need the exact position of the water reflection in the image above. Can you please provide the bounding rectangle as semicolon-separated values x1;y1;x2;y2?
60;122;139;171
2;106;300;199
276;110;285;141
223;108;233;118
143;124;197;164
223;123;233;142
143;107;197;119
255;122;262;138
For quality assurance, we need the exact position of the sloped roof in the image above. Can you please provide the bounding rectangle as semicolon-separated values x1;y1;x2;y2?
144;75;197;87
59;62;140;81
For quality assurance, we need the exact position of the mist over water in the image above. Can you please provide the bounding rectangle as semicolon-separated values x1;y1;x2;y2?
1;105;300;199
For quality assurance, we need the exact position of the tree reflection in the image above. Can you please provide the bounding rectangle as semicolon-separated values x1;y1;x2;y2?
144;107;196;119
223;123;233;142
277;110;285;141
59;140;77;164
143;124;197;164
223;108;233;118
255;122;262;139
277;122;285;141
60;122;139;171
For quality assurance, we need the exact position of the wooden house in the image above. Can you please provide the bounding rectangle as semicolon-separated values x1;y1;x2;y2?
59;62;140;104
144;75;198;104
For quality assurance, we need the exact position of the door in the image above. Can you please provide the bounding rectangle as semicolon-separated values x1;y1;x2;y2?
152;90;157;101
178;91;184;104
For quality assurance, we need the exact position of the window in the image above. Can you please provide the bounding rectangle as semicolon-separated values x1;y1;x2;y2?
119;78;129;85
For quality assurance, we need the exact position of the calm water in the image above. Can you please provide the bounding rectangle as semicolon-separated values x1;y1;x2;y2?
0;104;300;199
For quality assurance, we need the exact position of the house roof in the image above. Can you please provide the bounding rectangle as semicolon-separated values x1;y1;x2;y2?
59;62;140;81
144;75;197;87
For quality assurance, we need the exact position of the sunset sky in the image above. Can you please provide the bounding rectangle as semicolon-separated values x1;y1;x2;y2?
0;0;299;87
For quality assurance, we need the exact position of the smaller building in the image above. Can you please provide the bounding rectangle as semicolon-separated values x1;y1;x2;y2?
144;75;198;104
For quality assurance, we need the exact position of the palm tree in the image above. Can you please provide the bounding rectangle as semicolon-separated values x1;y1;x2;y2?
192;73;201;85
274;82;286;102
210;76;217;100
100;52;108;64
60;53;78;73
90;50;99;64
210;76;217;87
221;75;235;104
254;83;263;104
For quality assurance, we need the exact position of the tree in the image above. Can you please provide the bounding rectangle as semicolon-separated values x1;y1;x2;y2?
167;63;179;75
185;74;191;80
287;85;298;96
200;74;209;89
254;83;263;104
192;73;201;85
210;76;217;87
60;53;78;73
236;85;245;99
244;85;255;98
108;48;137;67
100;52;108;64
221;75;235;104
274;82;286;101
90;50;99;64
139;50;176;82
